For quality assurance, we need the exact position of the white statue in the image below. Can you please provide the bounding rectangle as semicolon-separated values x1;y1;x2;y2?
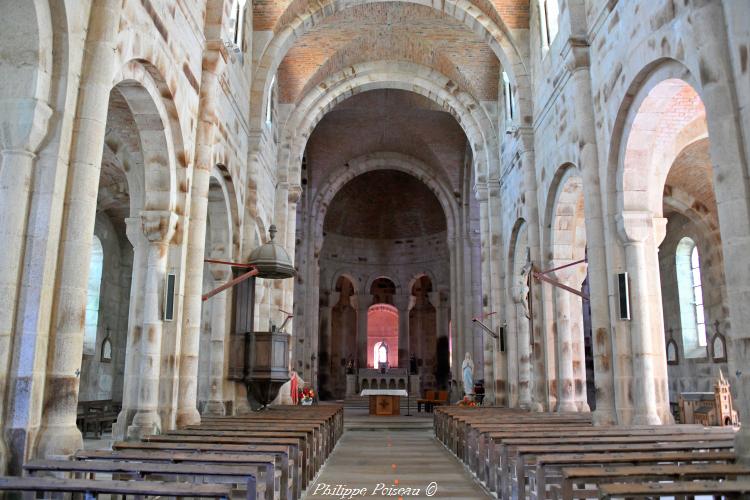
461;352;474;395
517;251;533;320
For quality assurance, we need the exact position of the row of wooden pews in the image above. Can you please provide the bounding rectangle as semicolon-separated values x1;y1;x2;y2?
435;406;748;499
0;404;342;499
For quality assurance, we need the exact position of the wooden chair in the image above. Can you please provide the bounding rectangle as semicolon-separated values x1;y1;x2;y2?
417;391;436;412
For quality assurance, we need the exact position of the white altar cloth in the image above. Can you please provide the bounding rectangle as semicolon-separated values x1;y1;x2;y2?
360;389;408;397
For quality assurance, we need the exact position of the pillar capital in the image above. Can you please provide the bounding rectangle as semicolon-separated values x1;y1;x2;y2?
616;211;653;244
392;293;412;311
141;210;178;244
124;216;148;248
562;37;590;73
288;184;303;204
0;98;53;155
351;293;371;310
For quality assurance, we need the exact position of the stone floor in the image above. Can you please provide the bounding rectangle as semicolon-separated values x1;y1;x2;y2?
305;408;491;499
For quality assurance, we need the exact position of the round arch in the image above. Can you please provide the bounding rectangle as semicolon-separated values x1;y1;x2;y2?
329;271;360;296
111;60;184;214
250;0;531;138
365;275;402;295
544;164;587;276
278;63;497;187
209;163;240;260
310;152;459;255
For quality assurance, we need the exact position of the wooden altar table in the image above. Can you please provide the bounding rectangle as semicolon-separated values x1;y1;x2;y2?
361;389;408;416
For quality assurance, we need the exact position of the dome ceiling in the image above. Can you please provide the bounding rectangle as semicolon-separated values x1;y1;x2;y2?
323;170;447;240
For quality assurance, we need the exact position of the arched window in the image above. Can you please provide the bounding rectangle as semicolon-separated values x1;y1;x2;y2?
374;341;388;369
676;237;708;357
266;74;276;127
84;236;104;355
229;0;247;47
502;71;515;130
538;0;559;50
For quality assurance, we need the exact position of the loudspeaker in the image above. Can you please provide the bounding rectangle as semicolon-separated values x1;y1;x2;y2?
164;272;176;321
617;272;630;320
499;325;506;352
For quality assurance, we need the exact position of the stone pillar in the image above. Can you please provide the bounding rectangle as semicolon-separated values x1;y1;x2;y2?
475;186;497;402
616;212;660;425
512;286;532;409
515;128;546;411
393;294;412;369
176;165;210;427
0;98;52;469
318;291;339;396
113;217;149;438
34;0;121;459
127;210;177;439
554;282;577;412
177;44;225;427
563;37;616;424
203;265;230;416
353;294;370;370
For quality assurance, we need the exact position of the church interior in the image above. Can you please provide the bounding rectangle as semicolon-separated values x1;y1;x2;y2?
1;0;750;497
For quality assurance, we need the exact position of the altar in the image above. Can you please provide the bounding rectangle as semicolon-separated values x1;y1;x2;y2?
361;389;408;416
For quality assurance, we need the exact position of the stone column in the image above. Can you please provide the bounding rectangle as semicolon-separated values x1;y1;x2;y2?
34;0;121;459
352;294;370;370
318;291;339;395
127;210;177;439
516;128;546;411
176;164;210;428
554;281;577;412
113;217;149;438
475;185;497;402
203;264;230;416
512;286;532;409
563;37;616;424
0;98;51;468
616;212;660;425
393;294;412;369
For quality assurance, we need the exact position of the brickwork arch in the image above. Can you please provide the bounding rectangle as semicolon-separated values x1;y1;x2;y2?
250;0;531;144
278;62;497;189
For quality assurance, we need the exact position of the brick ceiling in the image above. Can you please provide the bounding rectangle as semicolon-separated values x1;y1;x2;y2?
323;169;447;239
664;138;716;215
277;3;501;103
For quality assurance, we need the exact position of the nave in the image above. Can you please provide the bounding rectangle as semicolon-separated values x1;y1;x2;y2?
307;409;491;500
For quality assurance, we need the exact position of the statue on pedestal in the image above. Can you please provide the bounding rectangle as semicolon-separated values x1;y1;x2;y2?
462;352;474;396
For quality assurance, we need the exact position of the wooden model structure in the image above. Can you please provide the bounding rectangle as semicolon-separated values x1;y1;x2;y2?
679;370;740;427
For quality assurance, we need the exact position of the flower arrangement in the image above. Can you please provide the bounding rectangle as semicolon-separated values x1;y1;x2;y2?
298;386;315;405
457;395;477;407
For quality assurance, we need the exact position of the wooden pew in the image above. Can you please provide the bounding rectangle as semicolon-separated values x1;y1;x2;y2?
477;425;722;489
143;433;313;486
0;475;233;498
76;399;121;438
25;458;263;500
555;462;750;500
109;441;296;500
598;479;750;499
506;438;736;500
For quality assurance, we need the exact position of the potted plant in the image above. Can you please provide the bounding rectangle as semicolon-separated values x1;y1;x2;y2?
298;386;315;405
457;395;477;408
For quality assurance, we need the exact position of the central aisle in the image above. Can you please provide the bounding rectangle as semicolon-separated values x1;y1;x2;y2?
306;408;491;499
